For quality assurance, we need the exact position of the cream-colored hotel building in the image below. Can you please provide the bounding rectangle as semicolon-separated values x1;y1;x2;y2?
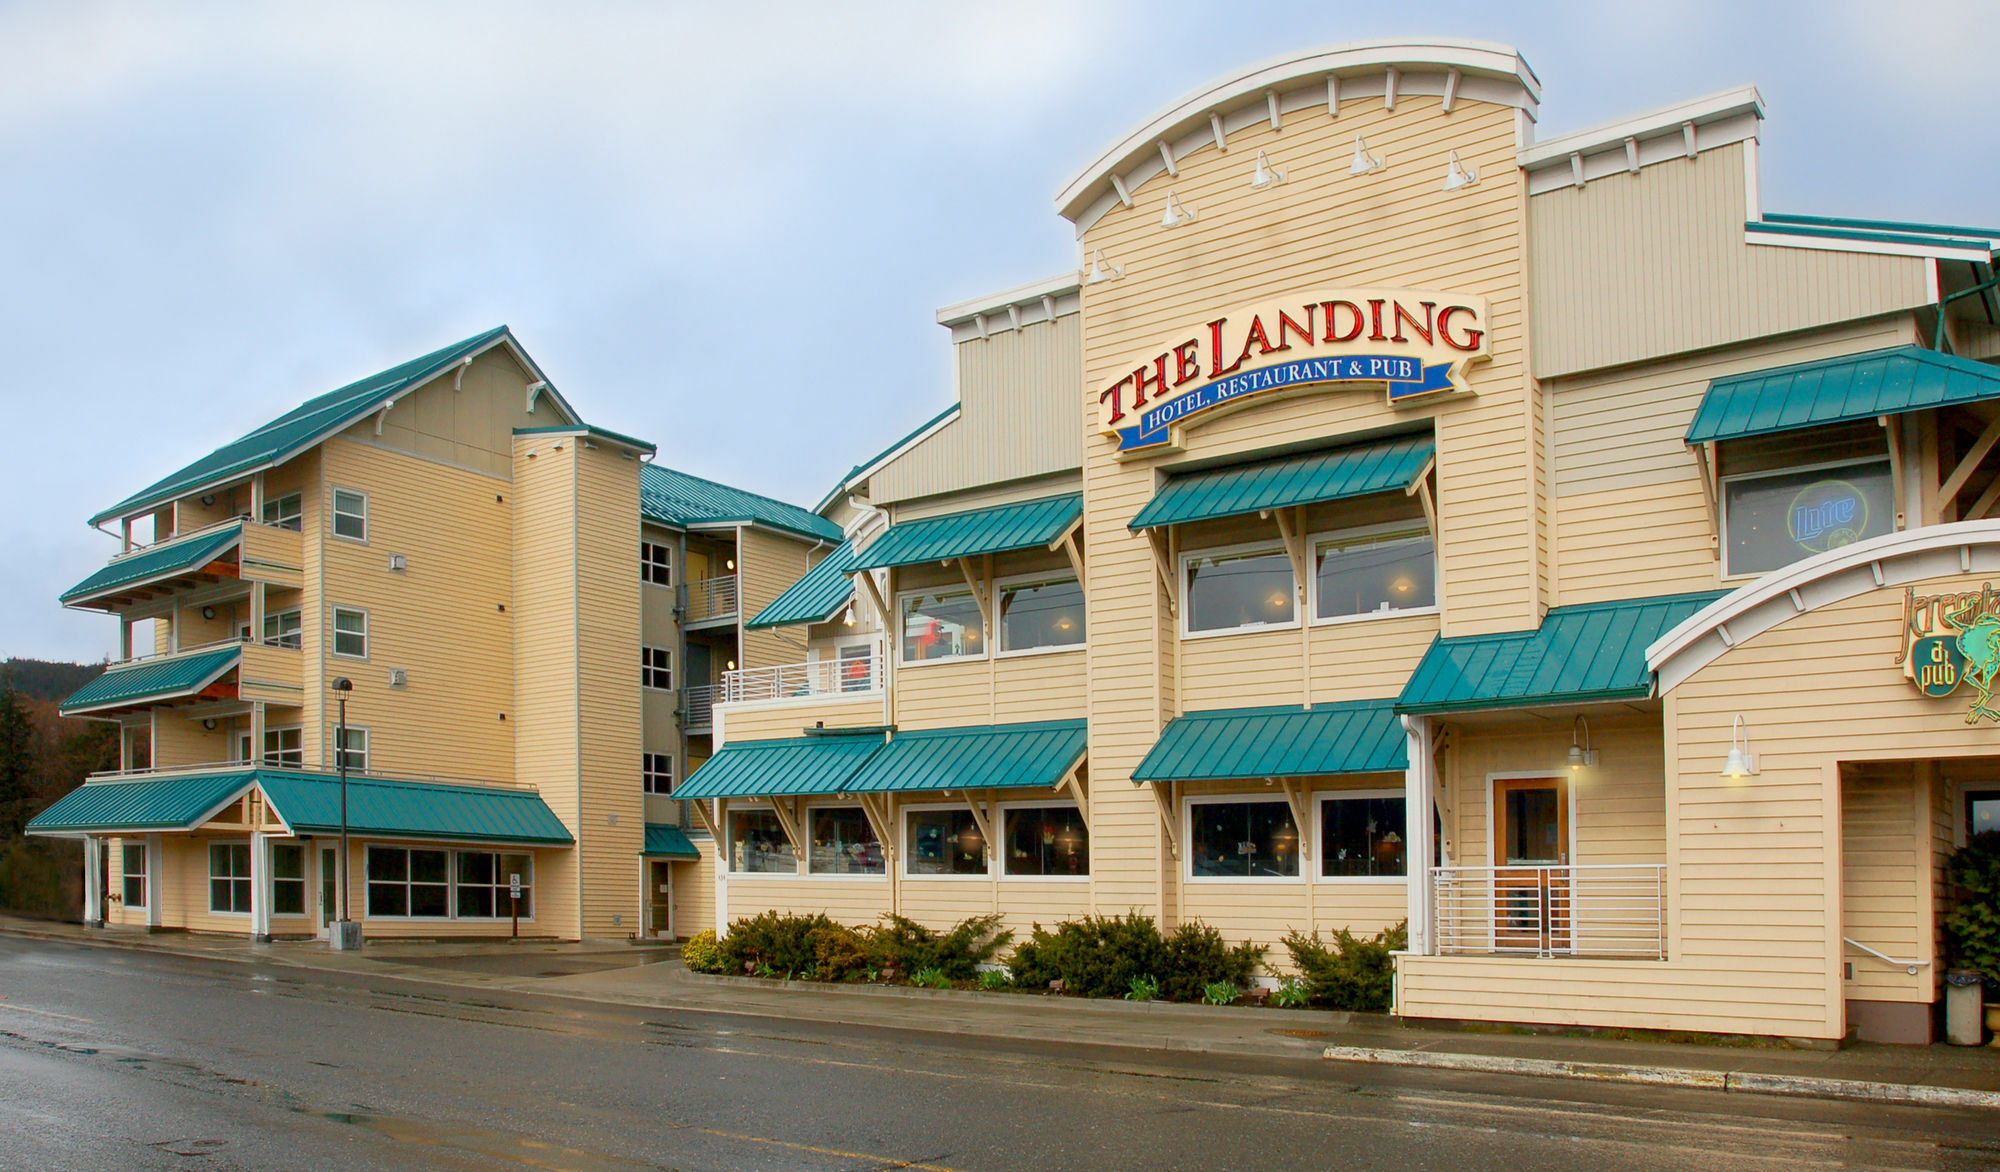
36;40;2000;1045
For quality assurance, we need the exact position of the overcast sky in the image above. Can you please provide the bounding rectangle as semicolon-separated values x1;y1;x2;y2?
4;1;1995;662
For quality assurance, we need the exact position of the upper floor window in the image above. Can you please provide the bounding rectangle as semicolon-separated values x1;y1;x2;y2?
1311;524;1437;622
262;492;303;531
331;606;368;658
333;726;368;773
642;646;674;691
1721;457;1894;578
642;541;674;587
262;608;302;649
1183;544;1295;635
331;488;368;542
643;751;675;795
997;574;1085;654
900;587;984;664
263;725;303;767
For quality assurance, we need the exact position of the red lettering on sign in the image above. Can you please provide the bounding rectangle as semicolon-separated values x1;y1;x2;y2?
1174;339;1202;386
1322;301;1365;343
1367;299;1388;342
1099;375;1134;424
1391;301;1436;345
1232;315;1274;368
1274;307;1315;353
1208;318;1247;378
1132;354;1169;409
1437;304;1484;352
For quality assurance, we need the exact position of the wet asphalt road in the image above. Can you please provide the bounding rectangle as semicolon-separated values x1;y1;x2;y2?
1;936;1997;1171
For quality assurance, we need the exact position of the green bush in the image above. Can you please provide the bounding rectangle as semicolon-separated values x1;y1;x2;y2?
1270;977;1311;1009
809;924;874;982
977;969;1012;991
0;838;79;919
1160;922;1263;1003
869;913;1011;981
1281;921;1407;1012
719;910;839;978
1201;981;1238;1006
681;929;722;973
1125;974;1160;1001
1008;914;1169;998
910;967;952;989
1946;831;2000;977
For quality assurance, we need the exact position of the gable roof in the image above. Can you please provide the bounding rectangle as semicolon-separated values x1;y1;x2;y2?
813;403;962;514
90;326;571;527
640;463;843;543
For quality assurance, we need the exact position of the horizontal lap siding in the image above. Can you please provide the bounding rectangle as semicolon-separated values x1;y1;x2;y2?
994;652;1086;724
672;843;716;937
575;444;644;938
740;527;813;673
510;438;582;939
716;695;884;745
1841;764;1927;1002
727;877;891;927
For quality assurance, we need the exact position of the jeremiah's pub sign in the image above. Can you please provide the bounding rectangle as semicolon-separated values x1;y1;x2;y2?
1902;583;2000;723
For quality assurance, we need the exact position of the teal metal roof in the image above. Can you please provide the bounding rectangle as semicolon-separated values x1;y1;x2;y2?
814;403;962;514
850;494;1082;571
91;327;562;527
641;823;702;859
673;732;886;800
60;645;240;716
746;540;859;629
1130;701;1406;783
513;424;656;453
1687;347;2000;445
1746;214;1999;257
61;524;243;607
1397;591;1725;715
1129;434;1435;530
26;771;254;834
844;720;1086;793
1760;212;2000;245
640;463;843;543
257;770;573;845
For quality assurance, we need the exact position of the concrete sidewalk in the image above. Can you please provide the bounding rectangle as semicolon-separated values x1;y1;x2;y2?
6;913;1997;1110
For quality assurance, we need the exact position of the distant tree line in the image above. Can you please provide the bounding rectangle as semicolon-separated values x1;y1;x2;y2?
0;660;118;918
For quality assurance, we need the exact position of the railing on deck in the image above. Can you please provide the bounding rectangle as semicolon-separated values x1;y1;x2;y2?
682;575;739;624
681;685;717;729
110;630;303;669
1431;864;1666;960
721;651;879;705
85;759;540;791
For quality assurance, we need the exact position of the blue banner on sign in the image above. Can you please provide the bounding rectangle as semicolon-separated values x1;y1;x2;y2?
1115;355;1455;450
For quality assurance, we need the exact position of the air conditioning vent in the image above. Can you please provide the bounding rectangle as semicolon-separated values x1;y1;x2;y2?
387;668;408;688
388;553;407;573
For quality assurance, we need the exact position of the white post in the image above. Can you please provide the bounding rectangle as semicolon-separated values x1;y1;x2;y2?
119;618;132;663
81;838;103;927
250;832;271;941
1401;714;1435;956
145;835;165;928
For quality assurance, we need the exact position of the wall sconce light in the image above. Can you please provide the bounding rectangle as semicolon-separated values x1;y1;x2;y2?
842;605;856;627
1442;150;1479;191
1721;715;1760;780
1567;715;1597;772
1349;135;1384;175
1249;149;1287;189
202;718;218;731
200;606;217;621
1160;191;1197;228
725;558;736;571
1083;249;1123;284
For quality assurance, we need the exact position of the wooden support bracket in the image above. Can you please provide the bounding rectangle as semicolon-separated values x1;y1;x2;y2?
1690;443;1721;559
1882;415;1907;529
956;558;993;629
963;789;995;847
857;793;896;859
1941;410;2000;506
1052;523;1087;592
766;796;806;856
1056;764;1089;821
689;797;720;841
1146;530;1178;617
1275;778;1312;860
1150;781;1181;859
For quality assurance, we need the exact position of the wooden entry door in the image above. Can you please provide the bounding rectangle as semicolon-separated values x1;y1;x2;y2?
649;861;673;939
1492;777;1570;954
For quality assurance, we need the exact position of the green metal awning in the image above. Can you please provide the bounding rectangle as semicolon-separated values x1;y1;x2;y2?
641;823;703;859
60;645;240;717
849;495;1082;571
25;771;256;834
257;771;574;845
1686;347;2000;445
641;464;844;543
673;732;887;801
1130;701;1406;783
61;524;243;608
1396;591;1725;715
843;720;1086;793
746;540;859;629
1129;434;1435;530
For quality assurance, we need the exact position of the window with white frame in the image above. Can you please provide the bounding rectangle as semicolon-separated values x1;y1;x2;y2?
642;646;673;691
905;807;988;876
331;488;369;542
262;607;302;649
333;726;367;773
331;606;368;658
1188;798;1300;878
643;752;675;795
209;842;252;912
808;806;883;875
1318;792;1407;878
899;586;984;663
1183;545;1296;634
455;851;533;918
1721;457;1894;578
641;541;674;587
728;808;797;873
271;843;306;915
263;726;303;767
121;842;147;908
1312;524;1436;621
366;846;450;917
262;492;303;531
1002;805;1088;877
997;574;1085;653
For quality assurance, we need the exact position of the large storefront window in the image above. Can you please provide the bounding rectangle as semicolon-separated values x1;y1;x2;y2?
271;843;306;915
1189;799;1300;878
456;851;533;918
1002;805;1089;877
808;807;884;875
209;842;251;913
729;809;797;874
906;808;988;876
1318;794;1406;878
366;846;450;917
998;575;1085;653
1722;459;1893;577
901;587;984;663
1184;546;1295;634
1313;526;1435;621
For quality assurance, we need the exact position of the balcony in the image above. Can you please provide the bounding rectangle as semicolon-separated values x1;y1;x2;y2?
681;685;717;730
1430;864;1666;960
681;575;738;627
721;651;879;705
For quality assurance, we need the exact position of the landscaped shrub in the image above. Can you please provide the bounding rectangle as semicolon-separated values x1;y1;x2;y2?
809;923;874;982
1281;921;1408;1012
681;928;722;973
1201;981;1238;1006
869;913;1011;981
1159;921;1263;1003
1125;974;1161;1001
1946;831;2000;977
719;910;840;978
977;969;1012;991
1270;977;1311;1009
910;966;952;989
1007;914;1170;998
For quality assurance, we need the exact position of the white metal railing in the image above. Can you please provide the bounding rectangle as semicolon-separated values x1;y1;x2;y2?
85;758;540;791
109;630;304;668
1844;936;1932;976
683;574;739;623
682;685;717;728
1431;864;1667;960
721;651;879;704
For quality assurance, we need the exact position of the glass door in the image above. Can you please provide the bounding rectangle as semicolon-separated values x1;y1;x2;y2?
649;861;673;939
1491;777;1569;954
317;844;339;936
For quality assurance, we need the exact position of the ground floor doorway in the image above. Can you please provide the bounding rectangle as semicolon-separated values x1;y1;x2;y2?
648;861;673;939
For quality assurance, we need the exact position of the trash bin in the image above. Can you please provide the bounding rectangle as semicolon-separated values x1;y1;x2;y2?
1945;970;1984;1046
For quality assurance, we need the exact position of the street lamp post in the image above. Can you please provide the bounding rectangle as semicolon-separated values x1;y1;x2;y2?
328;677;362;951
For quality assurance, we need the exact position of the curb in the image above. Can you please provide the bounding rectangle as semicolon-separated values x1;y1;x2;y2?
1321;1045;2000;1111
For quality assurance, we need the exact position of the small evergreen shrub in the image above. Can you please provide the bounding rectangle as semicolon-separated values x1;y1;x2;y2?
869;913;1011;980
1007;914;1169;999
1160;922;1264;1003
809;924;874;982
719;910;839;977
977;969;1012;991
1201;981;1239;1006
1270;977;1311;1009
680;928;722;973
1946;831;2000;978
1280;921;1408;1012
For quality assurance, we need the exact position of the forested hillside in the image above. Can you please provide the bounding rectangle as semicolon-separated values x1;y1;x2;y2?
0;660;117;918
